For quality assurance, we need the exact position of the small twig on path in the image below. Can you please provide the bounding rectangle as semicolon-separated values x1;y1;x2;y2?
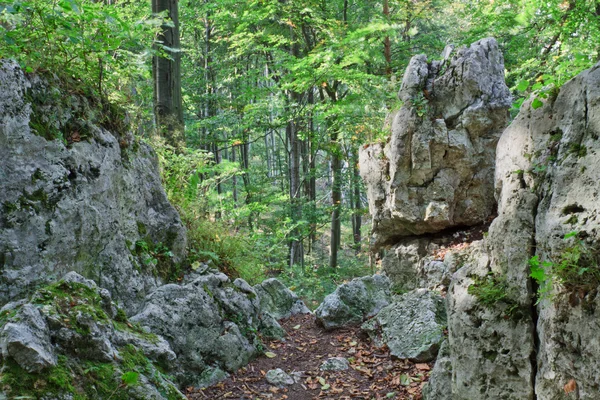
243;382;262;396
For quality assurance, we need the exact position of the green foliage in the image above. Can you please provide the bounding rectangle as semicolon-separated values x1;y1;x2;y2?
279;252;371;309
0;0;160;111
410;92;429;118
468;273;520;318
530;232;600;304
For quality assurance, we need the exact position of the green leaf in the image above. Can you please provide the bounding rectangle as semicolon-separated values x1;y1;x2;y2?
318;377;326;386
264;351;277;358
564;231;578;239
400;374;411;386
531;98;544;109
516;80;529;91
121;371;139;386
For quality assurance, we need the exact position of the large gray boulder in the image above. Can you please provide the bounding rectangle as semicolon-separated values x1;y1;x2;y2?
130;274;257;381
0;304;56;372
130;273;288;385
253;278;310;320
315;275;391;330
362;289;446;362
360;38;511;249
0;60;186;313
528;63;600;399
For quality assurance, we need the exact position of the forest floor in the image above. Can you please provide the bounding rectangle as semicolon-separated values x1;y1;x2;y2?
186;314;432;400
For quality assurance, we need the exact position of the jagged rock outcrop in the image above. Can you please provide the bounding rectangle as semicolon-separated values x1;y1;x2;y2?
360;38;511;249
446;62;600;399
0;59;186;313
130;273;308;386
0;271;310;397
527;62;600;399
362;289;446;362
315;275;391;330
0;273;184;399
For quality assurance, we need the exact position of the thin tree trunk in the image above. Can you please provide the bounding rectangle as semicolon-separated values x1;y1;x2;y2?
232;144;238;204
287;25;304;268
152;0;183;144
329;139;342;270
352;151;362;253
383;0;392;76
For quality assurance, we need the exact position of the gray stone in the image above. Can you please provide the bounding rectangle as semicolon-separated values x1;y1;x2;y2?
196;367;230;388
320;357;349;371
422;340;452;400
130;273;263;384
382;237;446;292
526;62;600;400
0;304;56;372
444;63;600;400
0;273;186;399
0;60;187;313
254;278;310;320
360;38;511;249
266;368;294;386
362;289;446;362
315;275;391;330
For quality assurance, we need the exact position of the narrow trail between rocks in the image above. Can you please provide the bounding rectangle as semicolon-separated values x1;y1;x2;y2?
186;314;432;400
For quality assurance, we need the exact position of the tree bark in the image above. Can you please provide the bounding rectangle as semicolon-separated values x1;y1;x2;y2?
152;0;184;144
287;26;304;268
383;0;392;76
352;151;362;253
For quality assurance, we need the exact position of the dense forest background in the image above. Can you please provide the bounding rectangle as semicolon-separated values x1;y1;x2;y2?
2;0;598;307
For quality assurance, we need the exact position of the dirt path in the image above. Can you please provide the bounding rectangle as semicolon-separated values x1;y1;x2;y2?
186;314;432;400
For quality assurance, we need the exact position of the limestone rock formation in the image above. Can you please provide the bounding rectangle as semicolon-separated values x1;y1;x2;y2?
360;38;511;249
130;274;308;386
0;273;184;399
528;62;600;400
0;61;313;397
0;60;186;313
315;275;391;330
422;340;452;400
446;62;600;399
362;289;446;362
0;303;57;373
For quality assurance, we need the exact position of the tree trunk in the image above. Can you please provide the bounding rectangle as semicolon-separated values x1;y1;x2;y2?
352;151;362;253
152;0;183;144
287;24;304;268
383;0;392;76
329;140;342;270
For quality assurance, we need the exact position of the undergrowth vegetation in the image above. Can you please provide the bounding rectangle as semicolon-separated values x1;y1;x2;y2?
154;139;372;306
530;231;600;304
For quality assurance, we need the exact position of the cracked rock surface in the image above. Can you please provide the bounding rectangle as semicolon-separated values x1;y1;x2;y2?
359;38;511;249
